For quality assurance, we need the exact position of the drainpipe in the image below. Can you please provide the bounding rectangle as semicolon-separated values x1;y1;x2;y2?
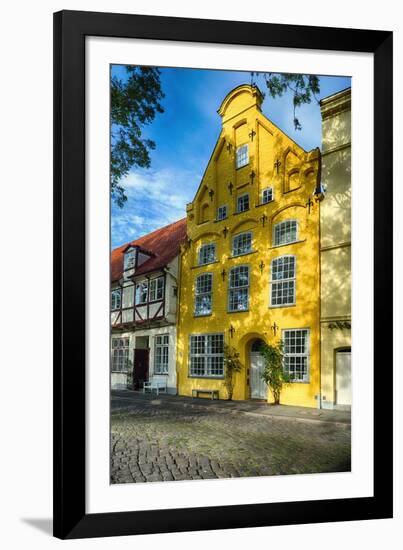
315;148;323;409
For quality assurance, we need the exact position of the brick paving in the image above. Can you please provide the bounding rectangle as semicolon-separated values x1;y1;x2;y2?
111;392;351;484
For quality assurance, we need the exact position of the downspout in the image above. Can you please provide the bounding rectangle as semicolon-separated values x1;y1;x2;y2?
315;148;323;409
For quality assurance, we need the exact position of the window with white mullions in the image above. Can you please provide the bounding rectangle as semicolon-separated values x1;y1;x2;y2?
189;334;224;377
232;231;252;256
198;243;216;265
135;280;148;304
228;265;249;311
237;193;250;213
236;144;249;168
154;334;169;374
111;338;130;372
123;248;136;270
217;205;228;221
282;329;309;382
149;276;164;301
273;220;298;246
262;187;273;204
194;273;213;316
111;288;121;310
270;255;296;306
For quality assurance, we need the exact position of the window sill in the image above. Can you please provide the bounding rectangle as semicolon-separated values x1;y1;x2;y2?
194;313;212;318
235;163;249;171
153;372;169;376
227;309;249;314
188;375;225;380
270;239;305;249
228;250;257;260
269;303;296;309
191;260;220;269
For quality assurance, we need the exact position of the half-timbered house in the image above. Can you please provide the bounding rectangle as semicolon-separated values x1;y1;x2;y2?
110;218;186;391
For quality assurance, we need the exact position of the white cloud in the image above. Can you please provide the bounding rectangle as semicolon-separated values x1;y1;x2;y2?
111;166;201;248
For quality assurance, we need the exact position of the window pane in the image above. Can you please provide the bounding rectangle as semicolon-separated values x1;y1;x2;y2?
111;289;121;310
236;144;249;168
230;266;249;288
199;244;216;265
135;281;148;303
283;329;309;381
233;232;252;256
262;187;273;203
124;250;136;270
274;220;297;246
237;194;249;213
217;205;227;220
154;333;169;374
111;338;130;372
189;334;224;377
271;256;296;306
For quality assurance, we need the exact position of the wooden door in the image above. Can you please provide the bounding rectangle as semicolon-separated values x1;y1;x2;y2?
133;348;149;390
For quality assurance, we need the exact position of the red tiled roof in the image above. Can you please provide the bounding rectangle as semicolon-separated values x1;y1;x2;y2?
111;218;187;282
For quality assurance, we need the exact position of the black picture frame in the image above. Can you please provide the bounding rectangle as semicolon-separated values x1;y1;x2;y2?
53;10;393;540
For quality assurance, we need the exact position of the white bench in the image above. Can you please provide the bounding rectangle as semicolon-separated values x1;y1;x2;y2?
143;378;167;396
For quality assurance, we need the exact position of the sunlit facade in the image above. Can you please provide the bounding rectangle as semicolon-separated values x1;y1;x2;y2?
176;84;322;407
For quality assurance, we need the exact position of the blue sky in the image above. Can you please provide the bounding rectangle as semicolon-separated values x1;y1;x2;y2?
111;66;350;248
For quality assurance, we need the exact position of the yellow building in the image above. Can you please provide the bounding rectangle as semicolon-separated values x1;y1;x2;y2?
319;88;351;409
176;84;322;407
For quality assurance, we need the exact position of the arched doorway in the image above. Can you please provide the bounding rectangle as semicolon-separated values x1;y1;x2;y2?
249;338;267;399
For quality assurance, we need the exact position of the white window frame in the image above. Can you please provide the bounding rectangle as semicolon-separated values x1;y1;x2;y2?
149;276;164;302
236;144;249;168
270;255;296;307
135;280;148;304
189;333;224;378
262;187;274;204
194;273;213;316
232;231;252;257
154;334;169;375
236;193;250;213
228;265;250;312
273;219;298;246
111;288;121;310
111;337;130;372
198;243;216;265
282;328;310;382
217;205;228;221
123;248;136;271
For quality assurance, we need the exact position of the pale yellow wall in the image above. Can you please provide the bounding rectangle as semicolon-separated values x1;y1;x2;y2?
320;88;351;408
177;85;321;407
321;246;351;319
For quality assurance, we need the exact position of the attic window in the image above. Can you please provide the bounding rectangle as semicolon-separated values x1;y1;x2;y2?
124;248;136;271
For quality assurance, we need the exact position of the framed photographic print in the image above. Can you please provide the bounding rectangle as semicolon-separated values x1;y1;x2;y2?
53;10;393;539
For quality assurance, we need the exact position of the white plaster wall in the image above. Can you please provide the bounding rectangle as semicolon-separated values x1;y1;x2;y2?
134;326;177;394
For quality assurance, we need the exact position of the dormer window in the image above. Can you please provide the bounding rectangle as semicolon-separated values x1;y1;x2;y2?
123;247;136;271
236;144;249;168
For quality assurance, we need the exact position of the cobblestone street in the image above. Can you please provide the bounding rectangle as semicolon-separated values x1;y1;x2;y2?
111;392;351;484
